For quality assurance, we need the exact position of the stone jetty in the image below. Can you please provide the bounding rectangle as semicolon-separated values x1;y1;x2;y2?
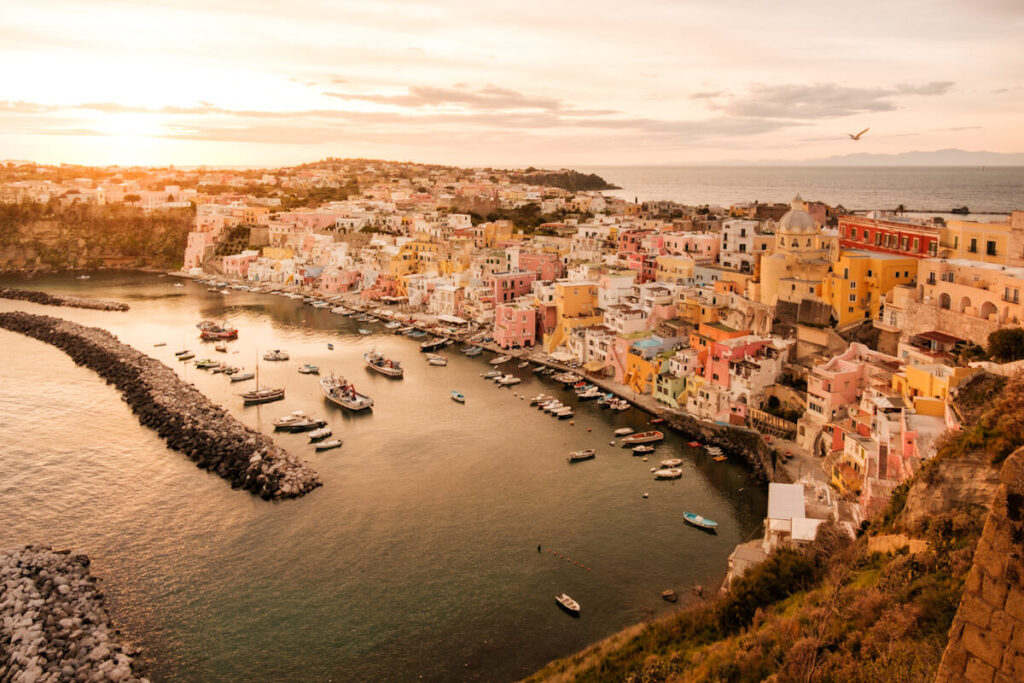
0;311;321;500
1;544;148;683
0;287;129;312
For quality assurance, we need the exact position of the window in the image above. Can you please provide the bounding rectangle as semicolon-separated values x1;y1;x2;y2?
848;307;854;313
987;241;997;256
912;238;919;251
849;294;857;302
867;269;873;277
850;281;857;288
954;235;959;249
969;238;977;253
929;242;938;256
884;235;891;247
863;229;869;240
843;268;849;278
901;236;909;250
875;233;882;245
904;271;910;277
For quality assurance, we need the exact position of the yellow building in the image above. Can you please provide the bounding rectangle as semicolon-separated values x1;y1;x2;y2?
940;218;1023;266
544;281;603;352
823;250;919;327
262;246;294;260
892;363;976;404
655;254;695;285
390;234;440;277
752;195;837;307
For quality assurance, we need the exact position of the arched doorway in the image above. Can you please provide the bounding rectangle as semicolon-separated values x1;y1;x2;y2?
959;296;972;313
980;301;997;320
939;293;951;309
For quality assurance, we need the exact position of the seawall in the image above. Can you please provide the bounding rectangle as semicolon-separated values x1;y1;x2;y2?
0;544;148;682
0;311;320;500
0;287;129;312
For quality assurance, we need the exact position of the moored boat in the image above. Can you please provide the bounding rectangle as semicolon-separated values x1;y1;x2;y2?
462;345;483;356
613;427;634;436
682;511;719;531
263;349;289;361
660;458;683;467
450;390;465;403
321;375;374;411
653;467;683;480
497;374;521;385
273;410;309;429
307;427;332;441
621;431;664;445
177;351;195;361
240;387;285;405
364;350;404;377
420;337;450;352
197;320;238;341
555;593;580;616
358;328;372;335
568;449;595;462
229;371;254;382
632;445;655;455
194;358;220;369
425;353;448;367
298;363;320;375
314;439;343;452
489;355;511;365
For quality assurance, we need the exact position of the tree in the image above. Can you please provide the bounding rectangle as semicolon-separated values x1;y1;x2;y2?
987;328;1024;362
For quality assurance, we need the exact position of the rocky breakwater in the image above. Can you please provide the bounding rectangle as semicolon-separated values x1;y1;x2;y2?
664;412;776;483
1;545;147;682
0;311;321;500
0;287;129;312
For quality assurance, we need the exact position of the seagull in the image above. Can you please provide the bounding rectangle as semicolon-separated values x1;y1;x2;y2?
847;127;870;141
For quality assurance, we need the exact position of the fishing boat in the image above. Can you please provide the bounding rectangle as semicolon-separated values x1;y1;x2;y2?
298;363;320;375
687;441;702;448
613;427;634;436
632;445;656;455
660;458;683;467
307;427;332;441
211;364;229;374
650;417;666;424
196;320;238;341
568;449;596;462
229;371;254;382
327;343;334;350
462;345;482;356
263;349;289;361
314;439;343;452
682;512;719;531
529;394;552;405
489;355;511;365
425;353;448;367
321;375;374;411
554;407;574;419
518;361;530;368
620;431;665;446
420;337;450;352
358;329;372;335
364;350;404;377
450;390;465;403
497;375;521;386
555;593;580;617
653;467;683;480
177;351;195;361
240;387;285;405
384;321;402;330
214;341;227;353
282;417;327;432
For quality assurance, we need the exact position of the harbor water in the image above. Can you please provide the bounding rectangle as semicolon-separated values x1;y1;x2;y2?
0;272;767;682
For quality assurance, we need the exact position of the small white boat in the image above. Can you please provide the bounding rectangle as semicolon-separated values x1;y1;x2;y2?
384;321;402;330
518;361;530;368
451;390;465;403
425;353;448;367
307;427;332;441
614;427;634;436
273;411;308;429
554;407;574;419
298;363;320;375
555;593;580;616
620;431;664;445
481;370;502;379
230;371;255;382
632;445;655;455
263;349;289;361
497;375;521;385
660;458;683;467
653;468;683;480
177;351;195;361
489;355;511;365
568;449;595;462
214;342;227;353
529;394;552;405
682;511;719;531
358;328;372;335
314;439;343;452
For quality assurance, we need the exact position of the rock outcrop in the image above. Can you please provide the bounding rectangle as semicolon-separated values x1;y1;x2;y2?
1;545;148;682
0;311;320;500
0;287;129;312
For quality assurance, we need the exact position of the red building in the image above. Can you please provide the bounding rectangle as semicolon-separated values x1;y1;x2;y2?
518;251;564;281
838;215;940;259
490;271;538;304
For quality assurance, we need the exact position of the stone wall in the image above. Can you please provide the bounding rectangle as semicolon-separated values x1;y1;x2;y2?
935;450;1024;683
904;301;1002;342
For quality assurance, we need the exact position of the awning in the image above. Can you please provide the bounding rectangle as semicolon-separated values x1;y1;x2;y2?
583;360;605;373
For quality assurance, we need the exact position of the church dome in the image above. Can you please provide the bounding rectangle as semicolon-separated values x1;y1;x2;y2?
777;194;817;233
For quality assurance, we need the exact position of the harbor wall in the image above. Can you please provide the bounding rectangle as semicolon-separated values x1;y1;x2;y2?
0;286;129;311
0;311;320;500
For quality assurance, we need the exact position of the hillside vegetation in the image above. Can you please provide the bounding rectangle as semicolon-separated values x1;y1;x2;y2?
525;374;1020;683
0;202;193;272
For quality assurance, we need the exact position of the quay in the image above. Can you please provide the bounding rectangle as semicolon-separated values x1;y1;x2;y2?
0;287;129;311
0;311;320;500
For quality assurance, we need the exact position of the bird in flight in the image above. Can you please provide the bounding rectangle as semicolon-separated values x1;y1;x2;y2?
847;127;870;141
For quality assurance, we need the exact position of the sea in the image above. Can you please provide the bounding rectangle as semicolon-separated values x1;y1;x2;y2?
579;165;1024;217
0;273;768;682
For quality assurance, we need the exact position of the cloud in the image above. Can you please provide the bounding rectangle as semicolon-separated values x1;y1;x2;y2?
711;81;954;119
325;84;564;111
0;100;61;114
689;90;724;100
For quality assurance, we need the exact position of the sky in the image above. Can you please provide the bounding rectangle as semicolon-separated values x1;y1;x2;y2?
1;0;1022;168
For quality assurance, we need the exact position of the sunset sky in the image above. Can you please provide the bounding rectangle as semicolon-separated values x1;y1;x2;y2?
2;0;1022;167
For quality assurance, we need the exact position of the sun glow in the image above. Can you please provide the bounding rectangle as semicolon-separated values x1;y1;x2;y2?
93;113;165;139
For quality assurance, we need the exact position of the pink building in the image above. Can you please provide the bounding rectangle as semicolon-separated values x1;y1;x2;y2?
518;251;564;281
494;302;537;349
320;268;361;294
662;232;720;263
222;250;259;278
184;231;218;270
491;271;538;304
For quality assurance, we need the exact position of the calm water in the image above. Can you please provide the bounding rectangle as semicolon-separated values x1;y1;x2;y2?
0;272;767;682
581;165;1024;215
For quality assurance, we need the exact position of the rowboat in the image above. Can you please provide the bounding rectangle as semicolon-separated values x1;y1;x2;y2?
653;467;682;480
314;439;343;452
632;445;655;455
177;351;195;361
298;363;320;375
660;458;683;467
263;349;289;361
555;593;580;616
307;427;332;442
682;511;719;531
613;427;634;436
687;441;702;448
229;371;255;382
420;337;450;352
425;353;448;366
358;328;372;335
214;342;227;352
489;355;511;365
620;431;664;446
568;449;595;463
451;390;465;403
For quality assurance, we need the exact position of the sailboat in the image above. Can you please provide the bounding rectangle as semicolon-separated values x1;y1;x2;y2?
239;352;285;405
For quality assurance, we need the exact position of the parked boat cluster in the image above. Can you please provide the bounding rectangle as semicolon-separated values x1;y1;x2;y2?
0;544;148;682
0;311;321;500
0;286;129;311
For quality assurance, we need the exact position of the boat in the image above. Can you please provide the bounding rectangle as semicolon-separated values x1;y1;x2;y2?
210;364;229;374
481;370;502;379
554;407;574;419
420;337;450;352
174;349;190;356
321;375;374;411
327;343;334;350
687;441;702;448
307;427;332;441
662;589;678;603
532;365;546;374
613;427;634;436
384;321;402;330
568;449;596;462
425;353;448;367
214;341;227;353
451;390;465;403
576;387;602;400
273;411;309;429
282;417;327;432
660;458;683;467
229;371;255;382
682;512;719;531
197;320;238;341
463;346;483;356
650;418;666;424
621;431;664;445
298;363;320;375
364;350;404;377
314;439;343;452
555;593;580;617
713;455;728;462
612;400;631;411
529;394;552;405
240;387;285;405
489;355;511;365
194;358;220;369
177;351;195;361
517;361;530;368
173;283;184;287
653;467;683;480
497;375;521;385
263;349;289;361
154;343;167;347
632;445;656;455
408;330;427;338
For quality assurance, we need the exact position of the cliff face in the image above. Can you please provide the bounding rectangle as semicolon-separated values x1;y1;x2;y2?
0;203;193;273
